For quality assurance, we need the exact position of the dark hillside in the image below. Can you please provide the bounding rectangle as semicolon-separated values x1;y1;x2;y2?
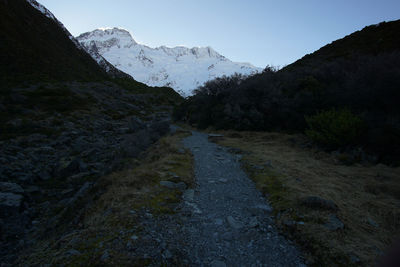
0;0;183;264
286;20;400;69
0;0;108;84
175;20;400;164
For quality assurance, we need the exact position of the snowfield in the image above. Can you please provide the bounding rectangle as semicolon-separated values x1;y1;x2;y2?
77;28;262;96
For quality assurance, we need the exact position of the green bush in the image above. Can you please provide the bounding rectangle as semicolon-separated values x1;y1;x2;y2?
305;108;364;148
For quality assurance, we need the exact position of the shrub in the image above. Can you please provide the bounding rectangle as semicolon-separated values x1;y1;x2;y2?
305;108;364;148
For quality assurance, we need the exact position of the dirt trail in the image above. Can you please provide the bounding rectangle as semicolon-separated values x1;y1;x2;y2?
180;131;305;266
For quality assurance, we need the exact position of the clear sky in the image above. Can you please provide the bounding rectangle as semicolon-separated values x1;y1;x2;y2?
39;0;400;68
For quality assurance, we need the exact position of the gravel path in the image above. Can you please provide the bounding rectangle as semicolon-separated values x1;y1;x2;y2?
180;131;306;267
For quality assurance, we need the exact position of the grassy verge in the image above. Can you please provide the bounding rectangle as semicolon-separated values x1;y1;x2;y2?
211;130;400;266
18;129;194;266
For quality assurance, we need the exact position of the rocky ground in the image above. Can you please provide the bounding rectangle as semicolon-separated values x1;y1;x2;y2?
0;81;178;265
177;131;306;266
100;129;307;266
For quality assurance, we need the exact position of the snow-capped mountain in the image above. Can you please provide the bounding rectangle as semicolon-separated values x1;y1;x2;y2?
77;28;262;96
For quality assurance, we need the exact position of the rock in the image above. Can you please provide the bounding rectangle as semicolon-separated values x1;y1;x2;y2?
127;117;145;133
227;216;243;229
349;253;361;264
6;118;23;128
167;172;180;180
0;182;24;194
163;249;173;259
65;249;81;257
117;127;130;134
227;147;242;154
283;220;297;230
122;129;152;155
58;158;88;178
37;170;51;180
183;189;195;202
221;232;234;240
67;172;92;182
252;204;272;214
252;164;265;171
185;202;202;214
367;217;379;228
25;186;41;194
159;181;187;191
265;160;273;168
208;134;224;138
0;193;23;215
61;188;74;196
210;260;226;267
100;250;109;261
248;217;259;228
149;121;170;137
16;173;34;182
215;219;224;226
66;182;92;206
160;181;178;189
301;196;338;211
324;214;344;231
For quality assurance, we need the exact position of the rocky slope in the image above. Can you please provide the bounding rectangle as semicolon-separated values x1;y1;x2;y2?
0;81;180;264
0;0;183;265
77;28;262;96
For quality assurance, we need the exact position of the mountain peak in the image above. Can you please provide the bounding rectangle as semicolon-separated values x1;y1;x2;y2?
77;27;137;50
77;27;261;96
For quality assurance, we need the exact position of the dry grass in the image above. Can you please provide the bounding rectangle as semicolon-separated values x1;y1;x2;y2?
18;129;194;266
212;130;400;266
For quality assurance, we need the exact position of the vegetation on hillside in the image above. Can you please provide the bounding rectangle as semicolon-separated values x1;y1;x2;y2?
174;20;400;164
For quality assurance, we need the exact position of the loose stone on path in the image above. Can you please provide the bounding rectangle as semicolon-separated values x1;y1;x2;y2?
180;131;306;266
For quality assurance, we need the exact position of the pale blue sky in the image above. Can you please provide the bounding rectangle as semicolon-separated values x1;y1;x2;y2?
39;0;399;68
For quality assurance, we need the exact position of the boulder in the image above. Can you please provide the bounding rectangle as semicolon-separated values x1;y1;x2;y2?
0;182;24;194
183;189;195;202
67;182;92;206
159;181;187;191
301;196;338;211
58;158;88;178
324;214;344;231
127;117;145;133
226;216;243;229
248;216;260;228
0;192;23;216
37;170;51;180
208;134;224;138
149;121;170;136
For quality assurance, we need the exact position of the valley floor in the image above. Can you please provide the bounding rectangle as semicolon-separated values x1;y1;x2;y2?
179;130;305;266
211;130;400;266
17;126;400;266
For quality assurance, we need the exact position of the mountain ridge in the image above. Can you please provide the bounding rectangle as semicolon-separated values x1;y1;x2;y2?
77;28;262;96
25;0;132;79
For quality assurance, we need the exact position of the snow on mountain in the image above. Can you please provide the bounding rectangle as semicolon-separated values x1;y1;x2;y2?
77;28;262;96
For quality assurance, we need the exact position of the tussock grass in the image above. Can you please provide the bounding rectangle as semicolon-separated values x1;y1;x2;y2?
213;130;400;266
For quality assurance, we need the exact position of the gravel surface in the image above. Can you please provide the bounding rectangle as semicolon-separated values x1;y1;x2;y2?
180;131;306;267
